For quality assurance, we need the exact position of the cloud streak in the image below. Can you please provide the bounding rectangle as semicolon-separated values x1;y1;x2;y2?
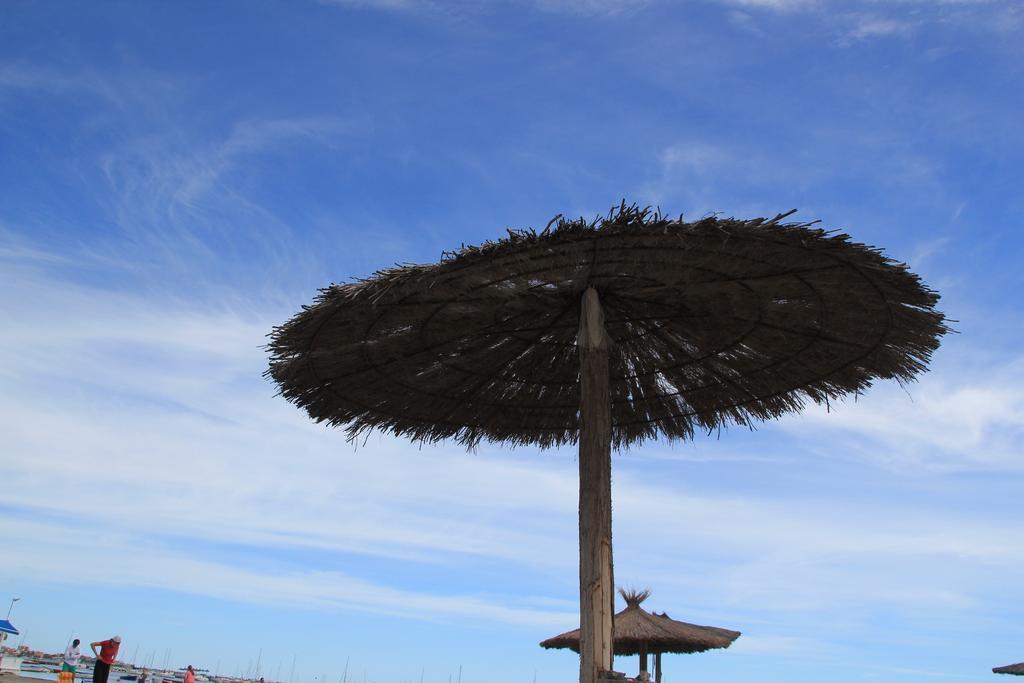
780;357;1024;473
4;237;1023;635
0;517;573;629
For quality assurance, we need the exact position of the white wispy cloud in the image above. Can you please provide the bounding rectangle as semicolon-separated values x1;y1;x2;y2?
714;0;1021;46
780;357;1024;473
0;63;114;99
5;236;1023;631
909;236;952;270
170;117;355;209
309;0;1022;31
0;517;573;629
727;0;817;10
640;125;963;221
529;0;651;14
2;61;369;299
0;61;183;115
725;0;1006;9
843;13;915;40
318;0;423;8
728;634;829;655
319;0;652;16
97;115;357;239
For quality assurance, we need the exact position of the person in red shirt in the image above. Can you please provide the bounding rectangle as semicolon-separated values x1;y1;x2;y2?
184;665;196;683
89;635;121;683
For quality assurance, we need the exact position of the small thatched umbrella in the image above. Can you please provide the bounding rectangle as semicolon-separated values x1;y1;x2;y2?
267;204;946;683
995;663;1024;675
541;589;739;682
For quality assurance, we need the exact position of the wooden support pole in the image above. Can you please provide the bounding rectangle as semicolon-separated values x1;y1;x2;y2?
639;644;648;678
654;653;662;683
578;287;614;683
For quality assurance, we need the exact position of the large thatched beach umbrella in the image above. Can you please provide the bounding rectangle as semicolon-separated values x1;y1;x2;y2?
267;204;946;683
995;663;1024;675
541;589;740;682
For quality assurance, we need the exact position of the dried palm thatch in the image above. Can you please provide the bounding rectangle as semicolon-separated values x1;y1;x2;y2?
267;204;947;449
540;588;740;656
269;203;946;683
995;663;1024;675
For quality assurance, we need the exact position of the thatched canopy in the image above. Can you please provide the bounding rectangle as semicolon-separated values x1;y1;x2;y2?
540;589;739;656
994;663;1024;675
267;204;946;449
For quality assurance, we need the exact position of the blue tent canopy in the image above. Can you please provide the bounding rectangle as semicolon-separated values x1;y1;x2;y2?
0;619;18;636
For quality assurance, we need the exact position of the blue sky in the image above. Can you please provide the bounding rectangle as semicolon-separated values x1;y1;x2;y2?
1;1;1022;682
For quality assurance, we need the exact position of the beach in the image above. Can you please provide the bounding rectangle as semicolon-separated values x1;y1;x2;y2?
1;675;52;683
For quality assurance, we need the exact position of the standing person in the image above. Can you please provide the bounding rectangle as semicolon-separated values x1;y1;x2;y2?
63;639;82;674
184;666;196;683
90;636;121;683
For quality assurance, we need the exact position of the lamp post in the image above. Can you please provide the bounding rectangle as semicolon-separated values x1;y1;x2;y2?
1;597;19;668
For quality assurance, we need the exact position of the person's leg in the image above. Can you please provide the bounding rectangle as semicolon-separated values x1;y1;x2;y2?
95;660;110;683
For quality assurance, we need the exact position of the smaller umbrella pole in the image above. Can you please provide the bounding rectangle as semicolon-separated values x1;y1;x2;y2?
638;644;648;678
578;287;614;683
654;653;661;683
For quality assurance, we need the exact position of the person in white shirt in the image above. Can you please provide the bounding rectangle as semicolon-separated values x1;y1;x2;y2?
63;639;81;673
